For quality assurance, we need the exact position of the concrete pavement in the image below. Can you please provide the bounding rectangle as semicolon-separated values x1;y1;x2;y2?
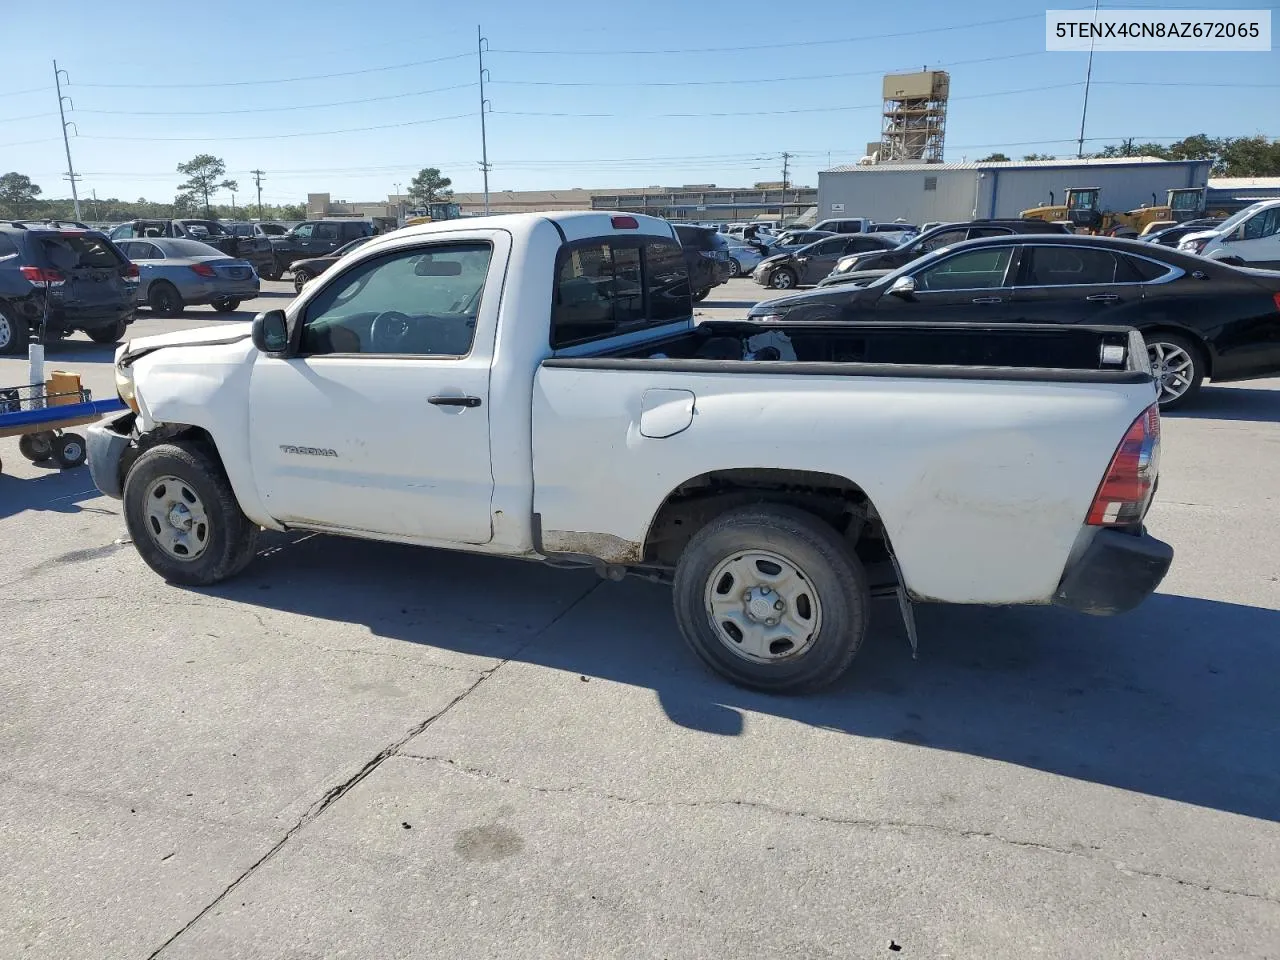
1;279;1277;958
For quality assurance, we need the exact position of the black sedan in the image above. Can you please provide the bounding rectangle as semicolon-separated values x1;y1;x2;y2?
751;233;900;289
747;234;1280;409
289;236;373;293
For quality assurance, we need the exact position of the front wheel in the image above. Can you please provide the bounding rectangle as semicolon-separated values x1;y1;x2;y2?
672;505;869;692
292;268;312;294
211;298;241;313
1146;332;1204;410
769;268;797;290
123;441;260;586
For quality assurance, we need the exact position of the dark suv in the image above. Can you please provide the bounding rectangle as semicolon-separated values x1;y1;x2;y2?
269;220;375;275
672;224;730;301
820;219;1073;285
0;222;137;353
109;219;277;279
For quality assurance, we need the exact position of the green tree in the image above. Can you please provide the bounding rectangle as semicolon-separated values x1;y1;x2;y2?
278;203;305;221
176;154;238;217
978;152;1010;162
1216;136;1280;176
406;167;453;207
0;172;42;217
1022;153;1056;161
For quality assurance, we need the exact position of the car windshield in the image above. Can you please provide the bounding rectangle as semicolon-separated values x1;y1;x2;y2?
163;239;229;258
182;220;228;237
1215;203;1269;234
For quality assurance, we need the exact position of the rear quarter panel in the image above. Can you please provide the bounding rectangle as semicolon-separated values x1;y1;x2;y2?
533;366;1156;604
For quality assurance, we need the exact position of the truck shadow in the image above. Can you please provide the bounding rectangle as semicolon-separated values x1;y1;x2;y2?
1167;385;1280;424
202;532;1280;824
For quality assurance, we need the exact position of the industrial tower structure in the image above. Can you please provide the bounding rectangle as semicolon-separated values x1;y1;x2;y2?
879;70;950;163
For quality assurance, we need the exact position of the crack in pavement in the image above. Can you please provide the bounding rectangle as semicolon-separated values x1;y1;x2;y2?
405;755;1280;908
146;579;601;958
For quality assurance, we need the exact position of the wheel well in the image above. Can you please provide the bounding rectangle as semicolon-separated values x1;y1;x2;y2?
121;424;226;489
643;468;891;569
1141;324;1213;377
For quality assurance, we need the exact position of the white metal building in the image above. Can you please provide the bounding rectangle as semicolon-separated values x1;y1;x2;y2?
817;157;1213;225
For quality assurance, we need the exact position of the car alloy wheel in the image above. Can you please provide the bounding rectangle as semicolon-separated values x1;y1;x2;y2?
1147;340;1196;404
770;268;796;289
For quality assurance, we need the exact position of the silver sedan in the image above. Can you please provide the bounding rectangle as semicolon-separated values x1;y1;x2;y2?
114;237;260;317
724;240;768;278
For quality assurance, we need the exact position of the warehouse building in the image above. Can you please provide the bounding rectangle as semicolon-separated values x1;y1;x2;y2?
817;157;1213;225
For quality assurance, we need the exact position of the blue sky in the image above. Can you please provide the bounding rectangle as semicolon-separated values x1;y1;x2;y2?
2;0;1275;207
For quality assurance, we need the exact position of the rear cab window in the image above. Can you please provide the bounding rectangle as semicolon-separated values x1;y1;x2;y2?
551;237;691;349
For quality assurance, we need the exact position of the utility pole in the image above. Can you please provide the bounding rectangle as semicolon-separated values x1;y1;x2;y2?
478;25;491;215
91;188;98;222
53;60;81;221
1076;0;1100;159
781;152;791;191
230;189;237;217
251;169;265;219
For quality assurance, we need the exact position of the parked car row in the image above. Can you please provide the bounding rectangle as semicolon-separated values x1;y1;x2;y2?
746;232;1280;410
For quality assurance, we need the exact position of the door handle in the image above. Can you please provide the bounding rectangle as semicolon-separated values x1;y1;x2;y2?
1086;294;1120;302
428;395;482;408
971;297;1003;304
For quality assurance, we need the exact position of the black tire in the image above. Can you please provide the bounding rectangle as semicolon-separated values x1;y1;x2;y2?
1144;331;1204;411
212;298;241;313
692;287;711;303
0;305;29;355
148;282;184;318
259;261;281;281
672;504;869;692
123;441;259;586
19;431;54;462
769;267;798;290
87;319;128;344
52;433;87;469
292;268;312;294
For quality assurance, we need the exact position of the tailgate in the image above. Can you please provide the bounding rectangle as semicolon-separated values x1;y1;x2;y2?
41;233;131;306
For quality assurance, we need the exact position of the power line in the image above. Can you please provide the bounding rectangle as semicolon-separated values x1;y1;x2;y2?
490;51;1046;88
81;110;474;142
0;85;52;99
495;82;1083;120
489;11;1055;54
0;111;58;125
74;82;479;116
71;51;473;89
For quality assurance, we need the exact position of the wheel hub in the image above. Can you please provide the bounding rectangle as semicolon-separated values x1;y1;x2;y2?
744;587;782;624
167;502;194;531
704;550;822;663
143;475;210;561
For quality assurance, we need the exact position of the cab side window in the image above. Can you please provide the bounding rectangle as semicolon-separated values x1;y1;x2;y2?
1241;208;1280;241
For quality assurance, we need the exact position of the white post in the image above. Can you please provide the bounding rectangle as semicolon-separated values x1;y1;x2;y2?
28;342;45;410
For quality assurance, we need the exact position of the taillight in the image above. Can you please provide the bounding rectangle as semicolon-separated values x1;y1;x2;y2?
1273;292;1280;312
19;265;65;284
189;263;217;277
123;263;139;279
1087;404;1161;527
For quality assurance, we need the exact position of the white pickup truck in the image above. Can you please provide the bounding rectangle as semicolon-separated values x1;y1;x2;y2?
88;212;1173;692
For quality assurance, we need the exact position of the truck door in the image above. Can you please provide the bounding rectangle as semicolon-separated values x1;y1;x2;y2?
247;232;508;544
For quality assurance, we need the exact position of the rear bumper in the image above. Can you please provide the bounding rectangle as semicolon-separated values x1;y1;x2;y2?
1052;528;1173;616
86;411;135;499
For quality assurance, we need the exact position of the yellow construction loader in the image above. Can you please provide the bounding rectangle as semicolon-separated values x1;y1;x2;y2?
1021;187;1214;236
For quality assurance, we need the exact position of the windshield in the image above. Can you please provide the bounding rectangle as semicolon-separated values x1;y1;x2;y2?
182;220;228;237
1214;202;1270;234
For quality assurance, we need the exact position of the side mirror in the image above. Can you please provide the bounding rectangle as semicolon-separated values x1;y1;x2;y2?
888;275;916;299
252;309;290;357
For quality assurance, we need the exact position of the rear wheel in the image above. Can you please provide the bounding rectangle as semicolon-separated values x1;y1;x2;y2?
148;282;184;318
672;505;869;692
0;306;28;355
88;319;128;344
211;298;240;313
727;258;742;278
1145;332;1204;410
123;441;259;586
19;431;54;462
692;287;711;303
769;267;797;290
259;261;281;281
292;268;312;294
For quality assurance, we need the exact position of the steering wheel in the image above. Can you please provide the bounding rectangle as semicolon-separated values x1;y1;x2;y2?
369;311;414;352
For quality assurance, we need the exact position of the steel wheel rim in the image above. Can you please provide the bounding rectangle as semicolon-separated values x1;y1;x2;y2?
703;549;823;663
1147;341;1194;402
143;475;211;561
